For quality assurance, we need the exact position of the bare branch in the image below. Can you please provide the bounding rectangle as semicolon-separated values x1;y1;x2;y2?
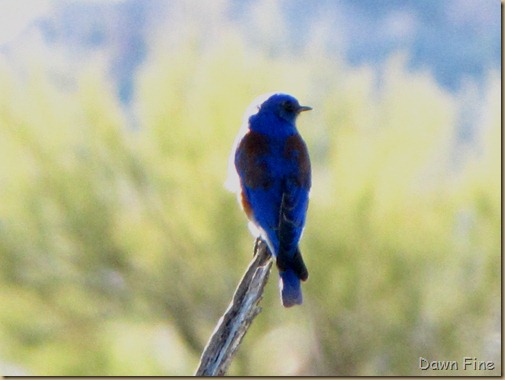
194;239;273;376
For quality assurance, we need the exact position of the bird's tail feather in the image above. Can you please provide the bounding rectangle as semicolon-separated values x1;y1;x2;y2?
280;268;302;307
277;246;308;307
277;247;308;281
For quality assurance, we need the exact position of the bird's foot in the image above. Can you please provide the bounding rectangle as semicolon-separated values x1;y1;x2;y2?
253;237;262;256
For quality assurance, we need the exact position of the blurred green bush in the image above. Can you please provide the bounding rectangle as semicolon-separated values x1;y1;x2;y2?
0;35;500;376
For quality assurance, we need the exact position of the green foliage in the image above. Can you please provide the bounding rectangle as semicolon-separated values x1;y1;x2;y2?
0;37;500;375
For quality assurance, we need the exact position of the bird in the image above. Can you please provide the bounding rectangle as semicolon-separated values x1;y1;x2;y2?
226;92;312;307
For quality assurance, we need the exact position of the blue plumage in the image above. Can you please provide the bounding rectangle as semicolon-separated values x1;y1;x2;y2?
230;93;312;307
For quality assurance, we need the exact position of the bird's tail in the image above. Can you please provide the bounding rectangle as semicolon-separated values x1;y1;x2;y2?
280;268;302;307
277;247;309;307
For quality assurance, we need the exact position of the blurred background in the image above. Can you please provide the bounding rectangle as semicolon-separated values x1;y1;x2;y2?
0;0;500;376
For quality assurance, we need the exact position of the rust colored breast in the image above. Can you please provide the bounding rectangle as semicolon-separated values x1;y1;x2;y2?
240;189;254;220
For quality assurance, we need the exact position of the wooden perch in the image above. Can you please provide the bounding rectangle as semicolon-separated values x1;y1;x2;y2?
194;239;273;376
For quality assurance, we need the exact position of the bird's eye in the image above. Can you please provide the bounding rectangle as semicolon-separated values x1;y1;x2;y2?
283;101;297;112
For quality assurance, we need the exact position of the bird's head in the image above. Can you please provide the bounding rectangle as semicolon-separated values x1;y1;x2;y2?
257;93;312;125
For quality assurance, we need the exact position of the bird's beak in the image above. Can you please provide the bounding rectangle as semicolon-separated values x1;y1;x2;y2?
297;105;312;113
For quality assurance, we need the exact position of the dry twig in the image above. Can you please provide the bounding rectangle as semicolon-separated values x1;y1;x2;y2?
194;239;273;376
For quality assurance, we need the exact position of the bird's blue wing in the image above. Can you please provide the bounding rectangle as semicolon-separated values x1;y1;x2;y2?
276;134;311;280
235;130;279;235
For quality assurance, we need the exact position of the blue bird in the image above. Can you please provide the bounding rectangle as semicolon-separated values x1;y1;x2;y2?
226;93;312;307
